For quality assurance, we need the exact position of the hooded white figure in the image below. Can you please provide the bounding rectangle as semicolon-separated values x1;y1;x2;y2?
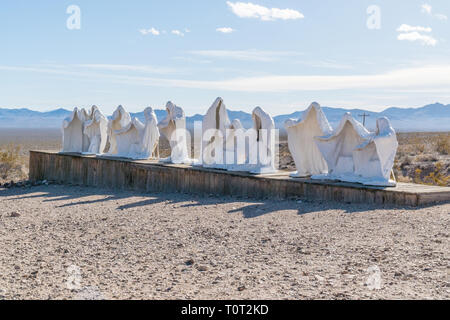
114;117;145;159
139;107;160;159
284;102;333;177
352;117;398;186
224;119;247;171
83;105;108;155
106;105;132;155
314;113;398;186
157;101;191;164
247;106;277;174
61;107;90;153
200;97;231;169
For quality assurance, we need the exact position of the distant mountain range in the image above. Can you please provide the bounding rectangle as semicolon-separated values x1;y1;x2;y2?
0;103;449;132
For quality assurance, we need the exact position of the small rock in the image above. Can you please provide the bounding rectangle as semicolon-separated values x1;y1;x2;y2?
9;212;21;218
237;286;246;292
196;265;208;272
185;259;194;266
315;275;325;282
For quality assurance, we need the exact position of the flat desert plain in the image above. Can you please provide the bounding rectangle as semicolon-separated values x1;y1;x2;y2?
0;184;448;300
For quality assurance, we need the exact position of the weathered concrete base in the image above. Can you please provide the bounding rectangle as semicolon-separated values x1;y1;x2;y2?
29;151;450;206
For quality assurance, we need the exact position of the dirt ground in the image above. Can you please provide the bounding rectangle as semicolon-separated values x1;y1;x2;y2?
0;184;448;300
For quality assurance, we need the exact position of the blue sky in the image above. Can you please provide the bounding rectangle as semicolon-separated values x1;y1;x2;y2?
1;0;449;115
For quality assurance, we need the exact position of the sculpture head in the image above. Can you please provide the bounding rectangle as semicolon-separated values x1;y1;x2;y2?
144;107;157;122
376;117;394;135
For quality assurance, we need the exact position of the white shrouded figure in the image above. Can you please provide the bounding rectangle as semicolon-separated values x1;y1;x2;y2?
106;105;132;155
139;107;160;159
353;117;398;186
157;101;191;164
247;106;277;174
200;97;231;169
61;107;90;153
313;113;398;186
114;118;145;159
314;113;370;182
113;107;160;160
224;119;247;171
284;102;333;177
83;106;108;155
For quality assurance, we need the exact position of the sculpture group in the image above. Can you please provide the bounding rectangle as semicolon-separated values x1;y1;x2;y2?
61;98;398;187
284;102;398;186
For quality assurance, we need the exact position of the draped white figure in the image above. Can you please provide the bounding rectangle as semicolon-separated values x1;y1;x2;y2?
314;113;370;182
224;119;247;171
200;97;231;169
61;107;90;153
158;101;191;164
247;107;277;174
284;102;332;177
139;107;160;159
352;117;398;186
106;105;132;155
313;113;398;186
113;107;160;160
83;105;108;155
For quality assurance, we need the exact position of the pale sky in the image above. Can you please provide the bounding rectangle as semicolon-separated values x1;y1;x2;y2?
1;0;449;115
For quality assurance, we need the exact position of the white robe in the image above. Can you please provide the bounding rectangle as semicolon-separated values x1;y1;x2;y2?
114;118;145;159
353;117;398;186
139;107;160;159
61;107;91;153
314;113;398;186
247;107;277;174
106;105;132;155
157;101;191;164
284;102;332;177
83;106;108;155
200;97;231;169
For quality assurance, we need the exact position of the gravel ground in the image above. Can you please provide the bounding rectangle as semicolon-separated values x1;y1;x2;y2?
0;185;448;300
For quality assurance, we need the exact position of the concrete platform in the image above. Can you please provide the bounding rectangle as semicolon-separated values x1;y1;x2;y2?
29;151;450;207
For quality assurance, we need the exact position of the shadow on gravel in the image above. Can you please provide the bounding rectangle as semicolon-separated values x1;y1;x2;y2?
0;184;443;219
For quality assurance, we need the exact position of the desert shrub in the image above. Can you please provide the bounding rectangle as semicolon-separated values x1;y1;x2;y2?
415;154;438;162
413;168;423;184
423;162;449;187
0;144;22;180
435;135;450;155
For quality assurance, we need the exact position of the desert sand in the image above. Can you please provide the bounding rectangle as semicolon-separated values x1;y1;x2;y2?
0;184;448;300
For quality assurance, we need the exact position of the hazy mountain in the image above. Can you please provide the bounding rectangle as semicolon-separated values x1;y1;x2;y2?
0;103;448;132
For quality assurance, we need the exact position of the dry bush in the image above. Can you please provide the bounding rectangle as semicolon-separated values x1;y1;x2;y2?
423;162;449;187
0;144;23;180
435;134;450;155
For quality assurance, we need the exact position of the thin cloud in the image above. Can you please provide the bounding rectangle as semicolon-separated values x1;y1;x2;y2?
188;50;303;62
421;4;432;14
216;27;235;33
3;64;450;94
226;1;304;21
397;24;432;33
76;64;180;75
139;27;160;36
171;30;185;37
421;3;448;20
397;32;437;46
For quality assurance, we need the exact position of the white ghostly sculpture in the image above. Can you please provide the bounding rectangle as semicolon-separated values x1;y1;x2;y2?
353;117;398;186
284;102;333;177
201;97;231;169
157;101;191;164
83;105;108;155
224;119;247;171
106;105;132;155
247;107;277;174
61;107;97;153
314;113;398;186
113;107;160;160
139;107;160;159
